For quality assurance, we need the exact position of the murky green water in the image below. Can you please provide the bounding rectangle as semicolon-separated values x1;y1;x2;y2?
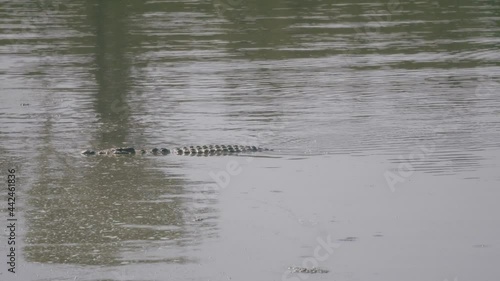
1;0;499;280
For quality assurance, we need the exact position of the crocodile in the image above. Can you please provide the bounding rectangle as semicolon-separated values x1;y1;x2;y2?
288;266;329;274
81;145;271;156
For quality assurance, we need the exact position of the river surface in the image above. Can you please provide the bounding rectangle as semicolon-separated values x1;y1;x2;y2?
1;0;499;281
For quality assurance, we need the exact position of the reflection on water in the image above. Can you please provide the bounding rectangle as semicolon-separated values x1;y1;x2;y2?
0;0;499;279
25;155;196;265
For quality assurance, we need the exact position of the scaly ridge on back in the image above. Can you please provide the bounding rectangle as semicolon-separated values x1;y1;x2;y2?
81;145;271;156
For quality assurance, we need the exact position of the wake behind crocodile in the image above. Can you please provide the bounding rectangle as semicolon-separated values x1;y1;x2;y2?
81;145;271;156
